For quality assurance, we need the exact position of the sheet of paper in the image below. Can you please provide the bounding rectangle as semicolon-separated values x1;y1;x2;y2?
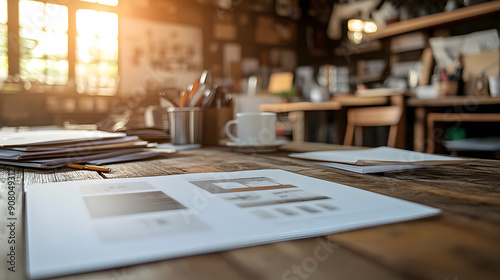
0;141;150;160
0;149;164;169
0;130;126;147
25;169;439;279
312;161;428;173
6;136;140;151
289;146;465;166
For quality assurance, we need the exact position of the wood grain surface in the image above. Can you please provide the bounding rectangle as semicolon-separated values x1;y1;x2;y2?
1;143;499;280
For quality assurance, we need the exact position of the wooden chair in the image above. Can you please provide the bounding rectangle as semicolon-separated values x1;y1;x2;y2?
343;95;406;148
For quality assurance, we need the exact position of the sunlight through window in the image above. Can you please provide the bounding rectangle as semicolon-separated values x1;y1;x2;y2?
76;9;118;95
2;0;119;94
80;0;118;7
19;0;68;85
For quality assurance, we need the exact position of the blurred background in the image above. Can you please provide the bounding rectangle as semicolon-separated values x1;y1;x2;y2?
1;0;499;156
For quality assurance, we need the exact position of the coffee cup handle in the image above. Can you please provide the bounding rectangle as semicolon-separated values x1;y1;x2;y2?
224;119;239;143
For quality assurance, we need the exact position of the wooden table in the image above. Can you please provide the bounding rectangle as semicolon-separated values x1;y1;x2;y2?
407;96;500;153
2;142;500;280
260;96;389;143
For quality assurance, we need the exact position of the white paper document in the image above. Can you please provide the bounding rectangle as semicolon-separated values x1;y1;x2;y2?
289;146;465;166
25;169;440;279
0;130;126;147
311;161;428;173
0;130;167;169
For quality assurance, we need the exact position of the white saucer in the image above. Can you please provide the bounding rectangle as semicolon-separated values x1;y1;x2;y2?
226;140;287;153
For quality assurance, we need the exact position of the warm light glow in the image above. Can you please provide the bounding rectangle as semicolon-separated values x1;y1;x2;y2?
77;10;118;38
56;60;68;72
26;58;45;72
76;9;118;94
19;1;68;84
348;31;364;44
347;19;364;32
347;18;378;43
0;0;7;24
77;34;94;63
19;1;45;30
353;31;363;41
76;10;118;62
46;32;68;56
363;21;377;33
80;0;118;6
45;4;69;32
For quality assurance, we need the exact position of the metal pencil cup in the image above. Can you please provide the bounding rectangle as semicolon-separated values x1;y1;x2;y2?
168;107;203;145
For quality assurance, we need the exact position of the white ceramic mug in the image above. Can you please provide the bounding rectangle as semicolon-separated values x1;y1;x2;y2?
489;76;500;97
224;112;276;145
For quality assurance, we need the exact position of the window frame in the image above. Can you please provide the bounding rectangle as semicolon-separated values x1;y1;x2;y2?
3;0;119;95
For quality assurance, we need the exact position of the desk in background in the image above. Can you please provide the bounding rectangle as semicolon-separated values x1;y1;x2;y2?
259;95;389;143
407;96;500;153
1;142;500;280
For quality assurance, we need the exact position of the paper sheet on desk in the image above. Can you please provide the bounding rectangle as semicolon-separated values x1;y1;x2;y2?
5;136;140;151
311;161;428;173
289;146;465;166
0;141;150;160
25;169;440;279
0;149;165;169
0;130;172;169
0;129;127;147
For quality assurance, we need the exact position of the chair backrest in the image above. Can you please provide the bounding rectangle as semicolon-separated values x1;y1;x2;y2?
344;95;405;148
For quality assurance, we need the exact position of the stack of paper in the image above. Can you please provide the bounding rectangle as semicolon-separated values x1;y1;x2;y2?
0;130;169;169
311;161;429;174
289;146;465;173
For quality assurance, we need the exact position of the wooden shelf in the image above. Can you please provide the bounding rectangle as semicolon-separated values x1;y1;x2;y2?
407;96;500;107
365;1;500;40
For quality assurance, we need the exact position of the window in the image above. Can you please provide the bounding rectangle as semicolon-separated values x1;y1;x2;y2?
76;9;118;94
1;0;119;95
81;0;118;6
19;0;68;85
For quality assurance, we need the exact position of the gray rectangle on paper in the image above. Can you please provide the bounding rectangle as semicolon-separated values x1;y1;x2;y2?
83;191;186;218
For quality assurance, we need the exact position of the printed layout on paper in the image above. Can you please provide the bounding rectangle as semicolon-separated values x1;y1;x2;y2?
25;169;439;279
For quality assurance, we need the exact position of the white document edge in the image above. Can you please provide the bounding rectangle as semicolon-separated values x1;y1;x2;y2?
25;169;440;279
289;146;464;165
312;161;429;173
